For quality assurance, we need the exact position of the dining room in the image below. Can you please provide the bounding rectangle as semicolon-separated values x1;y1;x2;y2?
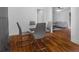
0;7;79;52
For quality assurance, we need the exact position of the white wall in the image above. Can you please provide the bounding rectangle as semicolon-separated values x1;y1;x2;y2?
8;7;53;36
53;8;70;22
71;7;79;44
8;7;37;36
53;8;70;28
54;10;69;22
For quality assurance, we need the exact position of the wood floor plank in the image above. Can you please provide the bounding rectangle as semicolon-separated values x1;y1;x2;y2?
9;29;79;52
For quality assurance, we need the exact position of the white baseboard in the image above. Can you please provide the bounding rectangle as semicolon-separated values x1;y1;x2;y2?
71;39;79;45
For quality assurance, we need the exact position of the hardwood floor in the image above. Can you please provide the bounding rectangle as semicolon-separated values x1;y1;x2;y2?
9;28;79;52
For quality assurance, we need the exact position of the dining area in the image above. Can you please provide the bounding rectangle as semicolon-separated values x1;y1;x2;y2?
0;7;75;52
8;7;72;52
8;21;71;52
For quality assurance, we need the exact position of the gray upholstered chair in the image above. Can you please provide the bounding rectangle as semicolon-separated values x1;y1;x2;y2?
33;23;46;39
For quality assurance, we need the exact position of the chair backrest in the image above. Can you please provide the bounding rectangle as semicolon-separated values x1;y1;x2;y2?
36;23;46;32
33;23;46;39
16;22;22;35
